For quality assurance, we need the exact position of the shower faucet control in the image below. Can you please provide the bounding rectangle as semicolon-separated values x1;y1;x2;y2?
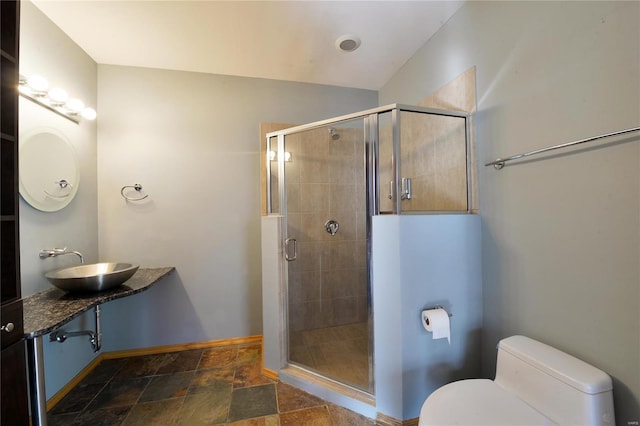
325;220;339;236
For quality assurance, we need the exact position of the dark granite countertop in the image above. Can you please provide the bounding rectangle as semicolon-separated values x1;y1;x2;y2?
23;267;175;338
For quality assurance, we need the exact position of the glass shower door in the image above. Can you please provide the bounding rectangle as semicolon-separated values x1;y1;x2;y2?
283;117;372;393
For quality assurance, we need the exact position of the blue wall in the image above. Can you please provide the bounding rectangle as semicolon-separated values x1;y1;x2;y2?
379;1;640;421
373;214;482;420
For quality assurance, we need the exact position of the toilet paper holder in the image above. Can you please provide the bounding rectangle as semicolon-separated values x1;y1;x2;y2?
424;305;453;318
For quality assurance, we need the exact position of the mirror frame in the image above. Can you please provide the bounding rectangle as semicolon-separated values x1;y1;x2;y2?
18;128;80;212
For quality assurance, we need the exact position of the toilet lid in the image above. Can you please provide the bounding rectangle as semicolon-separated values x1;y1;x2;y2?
419;379;556;426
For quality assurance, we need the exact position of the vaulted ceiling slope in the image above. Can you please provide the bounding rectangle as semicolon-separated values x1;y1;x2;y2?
32;1;464;90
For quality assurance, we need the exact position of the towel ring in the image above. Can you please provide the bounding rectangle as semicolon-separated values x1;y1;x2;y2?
44;179;73;198
121;184;149;201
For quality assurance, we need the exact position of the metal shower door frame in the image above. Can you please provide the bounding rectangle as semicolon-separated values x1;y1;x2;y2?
264;103;471;397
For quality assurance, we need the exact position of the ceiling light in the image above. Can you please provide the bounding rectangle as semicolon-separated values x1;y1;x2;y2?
335;34;361;53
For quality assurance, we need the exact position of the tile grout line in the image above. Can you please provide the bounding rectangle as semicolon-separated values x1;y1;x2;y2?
167;369;196;425
71;359;126;421
175;349;208;425
225;348;240;423
119;355;159;426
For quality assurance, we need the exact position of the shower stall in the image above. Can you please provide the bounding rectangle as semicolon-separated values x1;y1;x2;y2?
263;104;473;401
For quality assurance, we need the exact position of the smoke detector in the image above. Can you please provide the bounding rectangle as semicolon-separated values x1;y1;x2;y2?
335;34;361;52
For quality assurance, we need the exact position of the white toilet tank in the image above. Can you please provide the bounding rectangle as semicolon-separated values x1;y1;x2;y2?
495;336;615;425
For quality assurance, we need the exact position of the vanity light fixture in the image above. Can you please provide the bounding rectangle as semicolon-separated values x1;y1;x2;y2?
18;74;97;124
269;150;292;162
47;87;68;106
81;108;97;120
26;74;49;95
65;98;85;113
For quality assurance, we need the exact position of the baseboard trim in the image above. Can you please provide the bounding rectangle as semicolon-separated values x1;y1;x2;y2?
376;413;419;426
262;367;279;381
376;413;401;426
47;335;263;411
102;335;262;359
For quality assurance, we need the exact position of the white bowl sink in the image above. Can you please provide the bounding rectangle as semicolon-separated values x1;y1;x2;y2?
45;262;139;292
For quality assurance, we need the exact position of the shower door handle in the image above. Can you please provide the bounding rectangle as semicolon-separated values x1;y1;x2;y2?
284;238;297;261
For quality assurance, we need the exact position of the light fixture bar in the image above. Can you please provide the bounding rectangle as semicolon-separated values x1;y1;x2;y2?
18;74;96;124
19;86;80;124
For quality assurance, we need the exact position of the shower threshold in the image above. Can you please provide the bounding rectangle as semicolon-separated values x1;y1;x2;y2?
280;364;376;420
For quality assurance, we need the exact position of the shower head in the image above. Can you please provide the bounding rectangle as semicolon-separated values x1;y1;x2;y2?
328;127;340;140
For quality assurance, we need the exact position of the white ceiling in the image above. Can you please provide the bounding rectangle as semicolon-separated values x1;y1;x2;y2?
32;1;464;91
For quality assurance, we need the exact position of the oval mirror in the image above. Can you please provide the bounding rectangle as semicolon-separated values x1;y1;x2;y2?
19;129;80;212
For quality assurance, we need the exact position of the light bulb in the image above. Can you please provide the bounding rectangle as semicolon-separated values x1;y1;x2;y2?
81;107;97;120
48;87;68;105
27;75;48;94
65;98;85;113
269;151;277;161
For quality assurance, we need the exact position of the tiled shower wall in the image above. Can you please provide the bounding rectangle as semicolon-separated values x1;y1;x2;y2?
378;112;468;212
400;112;467;211
285;126;368;332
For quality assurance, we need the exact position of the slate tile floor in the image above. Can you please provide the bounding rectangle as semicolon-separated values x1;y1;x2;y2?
48;343;377;425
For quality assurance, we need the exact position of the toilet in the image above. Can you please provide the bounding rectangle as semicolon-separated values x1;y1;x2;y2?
419;335;615;425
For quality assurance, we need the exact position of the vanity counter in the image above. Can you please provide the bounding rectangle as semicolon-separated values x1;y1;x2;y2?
23;267;175;338
23;267;175;426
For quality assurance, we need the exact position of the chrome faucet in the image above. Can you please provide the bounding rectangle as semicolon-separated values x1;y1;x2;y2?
39;247;84;264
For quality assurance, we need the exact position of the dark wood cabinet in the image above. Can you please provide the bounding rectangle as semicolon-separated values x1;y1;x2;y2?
1;1;29;424
1;331;29;426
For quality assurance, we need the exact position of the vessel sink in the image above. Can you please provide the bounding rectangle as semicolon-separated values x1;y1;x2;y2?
45;262;139;292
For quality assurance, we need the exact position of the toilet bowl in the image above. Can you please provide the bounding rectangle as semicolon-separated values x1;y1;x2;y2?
419;335;615;426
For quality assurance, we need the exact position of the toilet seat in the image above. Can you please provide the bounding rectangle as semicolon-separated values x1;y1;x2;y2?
419;379;556;426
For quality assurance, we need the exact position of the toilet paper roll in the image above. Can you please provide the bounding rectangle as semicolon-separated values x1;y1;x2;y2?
421;308;450;344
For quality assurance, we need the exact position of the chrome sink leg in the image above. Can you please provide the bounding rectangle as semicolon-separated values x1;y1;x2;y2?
27;336;48;426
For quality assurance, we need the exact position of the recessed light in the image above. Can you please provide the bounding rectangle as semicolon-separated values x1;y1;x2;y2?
335;34;361;53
